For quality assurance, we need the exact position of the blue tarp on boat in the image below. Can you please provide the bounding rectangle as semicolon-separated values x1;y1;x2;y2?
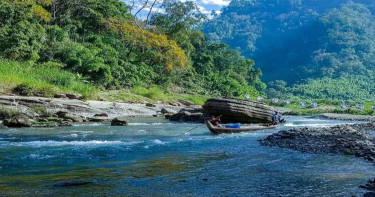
225;123;241;128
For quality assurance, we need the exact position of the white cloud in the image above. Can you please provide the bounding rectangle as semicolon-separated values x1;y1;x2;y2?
197;4;211;15
200;0;230;6
121;0;227;18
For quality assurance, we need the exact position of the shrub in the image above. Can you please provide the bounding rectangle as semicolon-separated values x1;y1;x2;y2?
12;82;57;97
132;86;168;101
30;106;52;117
0;107;20;120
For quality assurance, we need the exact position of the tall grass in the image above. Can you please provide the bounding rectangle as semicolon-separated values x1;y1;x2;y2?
0;59;97;99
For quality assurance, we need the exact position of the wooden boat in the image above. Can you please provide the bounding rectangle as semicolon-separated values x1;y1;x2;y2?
205;120;278;135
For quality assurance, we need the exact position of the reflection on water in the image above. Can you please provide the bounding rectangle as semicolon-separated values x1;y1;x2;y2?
0;116;373;196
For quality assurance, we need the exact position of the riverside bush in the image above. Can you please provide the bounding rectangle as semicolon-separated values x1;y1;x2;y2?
30;106;53;117
13;83;56;97
132;86;169;101
0;107;20;120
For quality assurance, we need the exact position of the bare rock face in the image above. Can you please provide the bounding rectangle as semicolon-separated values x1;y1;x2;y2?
203;98;275;123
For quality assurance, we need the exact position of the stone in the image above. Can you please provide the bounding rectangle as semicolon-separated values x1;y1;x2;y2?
164;113;174;119
167;106;210;122
203;98;276;123
94;113;108;117
3;114;32;127
65;93;83;100
59;120;73;127
146;103;156;107
56;111;69;117
161;108;177;114
111;118;128;126
178;99;194;106
169;102;178;106
63;114;83;122
56;111;83;122
180;112;203;121
37;118;48;122
54;93;67;99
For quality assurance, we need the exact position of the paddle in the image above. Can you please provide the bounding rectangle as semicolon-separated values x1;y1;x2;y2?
184;115;222;135
184;123;205;135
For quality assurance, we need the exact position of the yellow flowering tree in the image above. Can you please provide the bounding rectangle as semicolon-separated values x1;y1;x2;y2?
104;18;188;71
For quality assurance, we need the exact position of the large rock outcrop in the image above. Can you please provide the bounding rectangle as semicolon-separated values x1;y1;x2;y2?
166;106;210;122
202;98;275;123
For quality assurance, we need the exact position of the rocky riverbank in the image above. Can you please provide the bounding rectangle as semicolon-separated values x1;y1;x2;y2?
0;95;187;118
0;95;200;127
259;123;375;195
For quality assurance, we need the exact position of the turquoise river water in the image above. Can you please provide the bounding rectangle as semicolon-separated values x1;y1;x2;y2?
0;116;374;196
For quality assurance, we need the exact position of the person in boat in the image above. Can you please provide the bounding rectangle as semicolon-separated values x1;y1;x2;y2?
209;115;241;128
272;111;285;125
209;115;222;127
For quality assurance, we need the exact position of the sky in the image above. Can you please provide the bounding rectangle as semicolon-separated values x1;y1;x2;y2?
122;0;231;18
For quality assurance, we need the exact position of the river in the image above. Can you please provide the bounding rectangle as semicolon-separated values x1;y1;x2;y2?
0;116;373;196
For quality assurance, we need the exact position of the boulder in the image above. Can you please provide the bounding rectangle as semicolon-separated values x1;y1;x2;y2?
180;106;205;113
167;107;209;122
94;113;108;117
111;118;128;126
64;114;83;123
146;103;156;107
88;116;109;122
54;93;67;99
37;118;48;122
3;114;32;127
180;112;204;122
178;99;194;106
59;119;73;127
203;98;275;123
161;108;177;114
65;93;83;100
55;111;83;122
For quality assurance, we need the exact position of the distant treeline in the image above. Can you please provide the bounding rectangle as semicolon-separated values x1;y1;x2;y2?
203;0;375;101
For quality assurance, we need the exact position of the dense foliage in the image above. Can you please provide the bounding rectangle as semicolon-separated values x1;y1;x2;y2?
203;0;375;101
0;0;264;99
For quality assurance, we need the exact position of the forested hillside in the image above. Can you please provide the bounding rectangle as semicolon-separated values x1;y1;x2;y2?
0;0;264;101
203;0;375;101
